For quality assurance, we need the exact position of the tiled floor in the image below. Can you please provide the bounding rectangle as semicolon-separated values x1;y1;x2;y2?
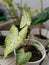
0;55;16;65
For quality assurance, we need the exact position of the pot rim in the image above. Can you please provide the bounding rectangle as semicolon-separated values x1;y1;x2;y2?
30;28;49;39
14;39;46;64
0;30;9;36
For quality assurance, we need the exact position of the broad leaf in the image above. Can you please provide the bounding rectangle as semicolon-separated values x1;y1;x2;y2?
20;9;31;28
4;34;22;58
31;7;49;25
16;48;32;65
19;26;28;40
5;25;18;45
4;25;28;58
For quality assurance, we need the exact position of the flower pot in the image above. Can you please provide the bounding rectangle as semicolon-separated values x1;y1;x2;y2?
29;24;44;31
14;39;46;65
44;20;49;30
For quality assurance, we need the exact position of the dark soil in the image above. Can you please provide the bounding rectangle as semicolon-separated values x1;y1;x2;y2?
35;35;46;39
0;9;5;16
0;35;5;45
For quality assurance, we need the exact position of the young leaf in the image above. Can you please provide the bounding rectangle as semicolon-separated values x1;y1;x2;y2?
16;48;32;65
32;41;40;48
20;9;31;28
4;25;28;58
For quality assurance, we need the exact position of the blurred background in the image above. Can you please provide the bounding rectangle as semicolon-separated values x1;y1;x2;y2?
0;0;49;29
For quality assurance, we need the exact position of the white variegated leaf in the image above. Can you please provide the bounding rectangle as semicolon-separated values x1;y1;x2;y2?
16;48;32;65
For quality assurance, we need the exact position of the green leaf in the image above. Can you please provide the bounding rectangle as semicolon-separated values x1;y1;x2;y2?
10;7;18;18
19;26;28;40
10;25;18;35
32;41;40;48
5;25;18;45
17;3;29;12
31;7;49;25
4;25;28;58
16;48;32;65
4;34;22;58
20;9;31;28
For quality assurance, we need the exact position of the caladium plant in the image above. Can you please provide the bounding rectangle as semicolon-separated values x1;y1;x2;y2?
20;9;31;28
16;41;40;65
4;25;28;58
16;48;32;65
4;8;31;58
4;6;41;65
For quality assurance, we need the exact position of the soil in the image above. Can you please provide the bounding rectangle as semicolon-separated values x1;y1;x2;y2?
17;45;42;62
35;35;47;39
0;35;5;45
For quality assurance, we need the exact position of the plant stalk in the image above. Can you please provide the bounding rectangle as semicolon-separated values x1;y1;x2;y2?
39;0;43;36
40;0;43;12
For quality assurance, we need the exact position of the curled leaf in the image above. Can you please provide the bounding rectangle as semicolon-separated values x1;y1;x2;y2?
20;9;31;28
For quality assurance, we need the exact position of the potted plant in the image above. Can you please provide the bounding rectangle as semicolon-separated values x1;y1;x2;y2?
3;8;46;65
31;0;49;39
14;39;46;65
30;6;49;47
30;0;49;41
16;1;49;41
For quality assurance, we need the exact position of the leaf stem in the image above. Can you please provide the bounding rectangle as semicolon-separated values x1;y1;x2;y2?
40;0;43;12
